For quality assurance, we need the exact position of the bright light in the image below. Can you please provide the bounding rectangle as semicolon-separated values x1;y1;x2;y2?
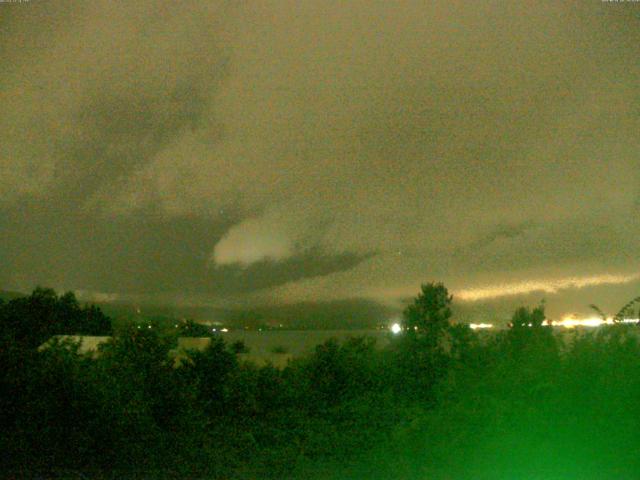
546;315;640;328
221;328;228;332
469;323;493;330
390;323;402;334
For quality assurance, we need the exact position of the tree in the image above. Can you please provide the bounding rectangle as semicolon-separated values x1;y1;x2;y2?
179;337;239;416
393;283;454;400
82;304;112;336
0;288;112;349
505;303;557;362
510;304;545;330
402;282;453;336
230;340;250;354
590;296;640;323
179;319;213;337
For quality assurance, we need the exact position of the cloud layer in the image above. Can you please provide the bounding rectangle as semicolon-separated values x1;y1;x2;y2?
1;1;639;320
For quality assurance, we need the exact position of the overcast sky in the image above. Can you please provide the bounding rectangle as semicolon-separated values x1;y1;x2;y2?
1;1;639;322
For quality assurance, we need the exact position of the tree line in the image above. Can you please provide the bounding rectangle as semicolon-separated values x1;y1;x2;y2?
2;284;640;478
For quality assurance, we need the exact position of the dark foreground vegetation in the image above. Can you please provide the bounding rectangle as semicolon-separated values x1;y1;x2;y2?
2;285;640;479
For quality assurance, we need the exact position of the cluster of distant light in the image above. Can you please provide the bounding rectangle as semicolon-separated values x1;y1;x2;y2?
390;322;495;333
469;317;640;330
390;317;640;333
137;324;230;332
542;316;639;329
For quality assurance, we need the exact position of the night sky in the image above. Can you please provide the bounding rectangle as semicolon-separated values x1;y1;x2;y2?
1;1;639;322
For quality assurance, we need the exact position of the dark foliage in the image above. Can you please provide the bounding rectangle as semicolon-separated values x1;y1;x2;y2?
0;287;111;348
177;319;217;337
2;286;640;478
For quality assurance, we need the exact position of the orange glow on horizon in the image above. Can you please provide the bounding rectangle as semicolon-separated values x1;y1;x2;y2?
456;273;640;302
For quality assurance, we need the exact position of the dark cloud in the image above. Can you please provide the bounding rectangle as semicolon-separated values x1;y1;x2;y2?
0;203;371;299
52;79;217;205
219;298;394;330
459;222;535;253
449;213;640;277
206;248;376;294
0;207;237;295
